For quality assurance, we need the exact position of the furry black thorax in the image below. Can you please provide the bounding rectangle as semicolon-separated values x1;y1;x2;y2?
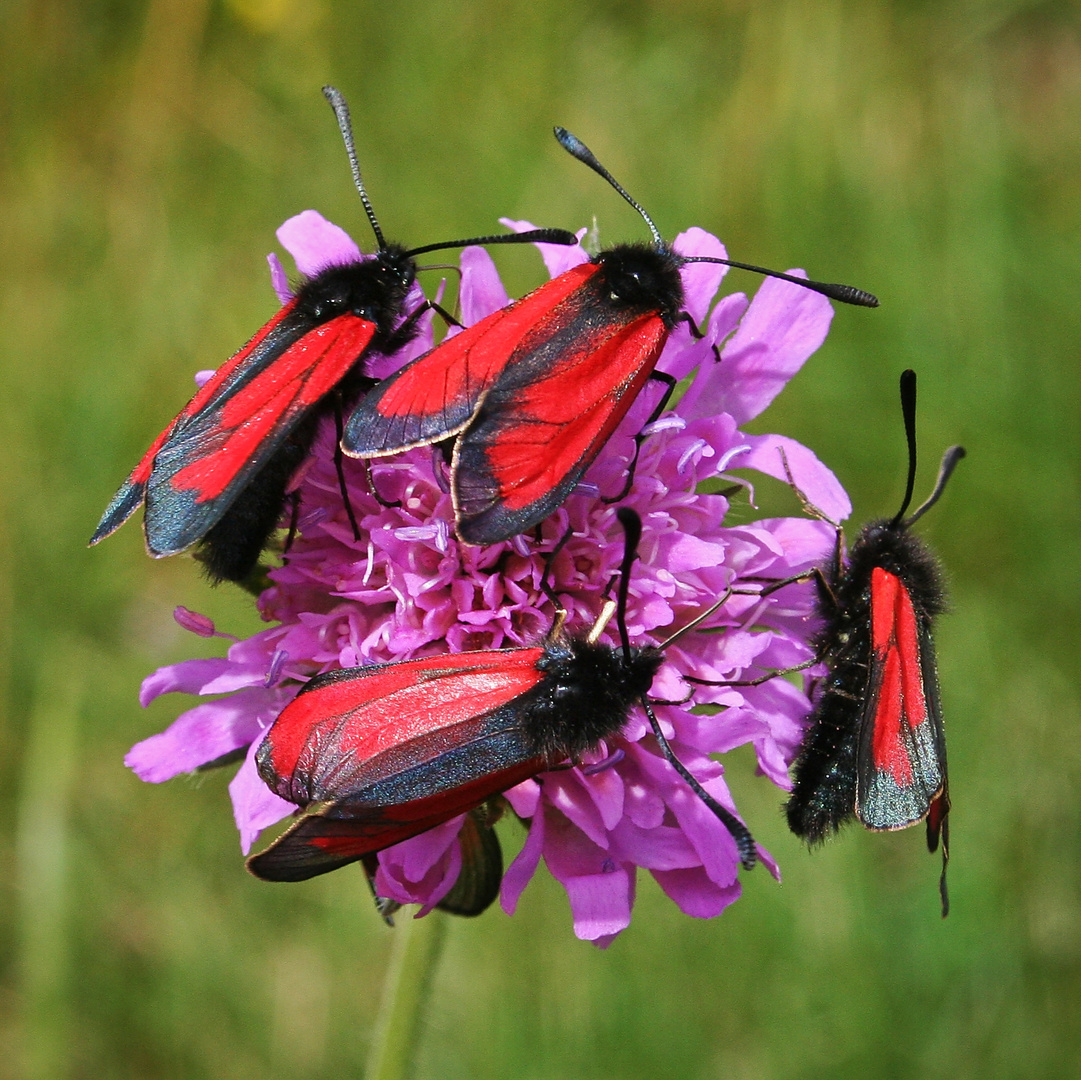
519;637;665;761
291;243;419;353
592;244;685;328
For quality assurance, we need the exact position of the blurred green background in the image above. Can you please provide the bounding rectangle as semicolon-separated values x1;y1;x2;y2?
3;0;1080;1076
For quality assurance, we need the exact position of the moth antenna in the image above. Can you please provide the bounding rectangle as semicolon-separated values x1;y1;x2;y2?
680;257;878;308
904;446;966;528
892;369;919;525
777;446;841;529
554;127;664;250
614;508;642;660
642;698;757;870
323;86;386;252
405;229;578;259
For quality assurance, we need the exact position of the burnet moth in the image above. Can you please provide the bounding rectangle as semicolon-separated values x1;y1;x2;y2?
246;508;758;907
343;128;878;546
709;370;962;915
89;87;576;583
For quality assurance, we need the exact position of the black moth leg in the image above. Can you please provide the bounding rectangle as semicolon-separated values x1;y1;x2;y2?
332;393;362;540
683;654;821;689
675;310;722;362
283;490;301;558
605;370;678;504
540;524;575;636
381;299;463;354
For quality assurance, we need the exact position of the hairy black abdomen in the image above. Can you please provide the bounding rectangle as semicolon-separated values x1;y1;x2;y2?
785;684;861;842
197;415;316;583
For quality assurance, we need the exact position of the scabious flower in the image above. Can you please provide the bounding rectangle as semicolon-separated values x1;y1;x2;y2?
127;210;850;944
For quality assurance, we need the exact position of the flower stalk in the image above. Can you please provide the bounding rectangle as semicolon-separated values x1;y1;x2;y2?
366;911;447;1080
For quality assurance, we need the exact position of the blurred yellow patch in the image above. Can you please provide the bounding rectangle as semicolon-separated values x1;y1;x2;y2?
225;0;313;33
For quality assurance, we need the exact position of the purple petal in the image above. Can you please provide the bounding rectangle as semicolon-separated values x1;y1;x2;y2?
459;246;509;325
194;369;216;388
755;515;837;572
562;870;633;942
501;802;546;915
375;816;466;915
544;774;610;849
267;252;292;303
739;434;852;523
139;658;235;706
126;686;290;782
672;228;728;326
714;274;834;424
499;218;590;278
652;867;741;918
276;211;362;277
229;739;296;854
609;820;700;870
503;778;541;818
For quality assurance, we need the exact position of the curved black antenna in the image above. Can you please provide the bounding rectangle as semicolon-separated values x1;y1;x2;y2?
641;698;757;870
614;507;642;660
680;256;878;308
905;445;966;528
554;127;664;250
891;369;920;525
405;228;578;259
323;86;386;252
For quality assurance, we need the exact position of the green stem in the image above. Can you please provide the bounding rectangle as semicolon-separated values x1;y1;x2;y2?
365;910;448;1080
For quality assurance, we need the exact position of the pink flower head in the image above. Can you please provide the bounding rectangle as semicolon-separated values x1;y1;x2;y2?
128;213;850;943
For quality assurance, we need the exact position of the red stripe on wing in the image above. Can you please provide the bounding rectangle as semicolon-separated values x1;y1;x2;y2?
453;311;668;543
260;648;546;800
869;568;926;786
856;567;945;830
344;263;600;454
89;303;300;544
166;313;376;503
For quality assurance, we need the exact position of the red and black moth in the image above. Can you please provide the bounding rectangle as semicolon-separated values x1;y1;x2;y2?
342;128;879;547
773;370;962;916
246;508;758;914
89;87;576;583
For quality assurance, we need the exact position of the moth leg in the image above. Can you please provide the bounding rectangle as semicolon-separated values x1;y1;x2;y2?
381;298;464;355
683;654;821;689
333;391;362;540
283;491;301;557
605;370;678;504
675;310;722;362
539;524;575;637
641;696;757;870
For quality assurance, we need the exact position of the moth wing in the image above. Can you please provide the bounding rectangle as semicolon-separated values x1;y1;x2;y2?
343;264;599;455
89;304;298;545
257;648;548;807
142;311;377;556
856;568;945;830
453;311;668;544
246;762;539;883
